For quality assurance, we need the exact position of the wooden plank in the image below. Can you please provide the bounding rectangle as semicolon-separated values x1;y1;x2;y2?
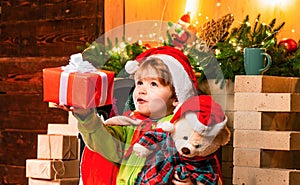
234;130;300;150
0;109;68;130
1;0;103;22
0;57;69;94
222;145;233;162
234;148;300;169
234;75;300;93
233;166;300;185
234;112;300;131
0;18;102;57
0;57;69;75
0;129;42;166
104;0;124;31
234;93;300;112
0;165;26;185
222;161;233;179
0;94;51;111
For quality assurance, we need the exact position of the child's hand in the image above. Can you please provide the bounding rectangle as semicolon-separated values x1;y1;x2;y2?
54;103;93;118
54;103;73;112
172;172;194;185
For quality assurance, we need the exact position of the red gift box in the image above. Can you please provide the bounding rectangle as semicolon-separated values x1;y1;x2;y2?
43;67;114;108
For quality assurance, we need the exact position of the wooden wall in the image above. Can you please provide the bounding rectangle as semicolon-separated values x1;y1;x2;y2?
0;1;104;184
105;0;299;41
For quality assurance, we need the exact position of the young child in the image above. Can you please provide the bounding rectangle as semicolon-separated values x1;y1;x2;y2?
58;46;199;184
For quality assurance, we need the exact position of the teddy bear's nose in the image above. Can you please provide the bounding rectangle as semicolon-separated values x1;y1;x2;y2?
181;147;190;155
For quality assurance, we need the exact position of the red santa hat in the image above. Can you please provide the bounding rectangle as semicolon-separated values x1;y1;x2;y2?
178;12;191;28
170;95;227;137
125;46;198;103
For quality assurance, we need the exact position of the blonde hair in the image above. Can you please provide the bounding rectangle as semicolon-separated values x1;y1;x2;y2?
134;57;176;97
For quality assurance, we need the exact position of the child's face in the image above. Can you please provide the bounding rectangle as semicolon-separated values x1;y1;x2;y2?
133;71;177;119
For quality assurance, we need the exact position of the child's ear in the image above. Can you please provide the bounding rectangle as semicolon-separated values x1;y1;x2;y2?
172;98;179;107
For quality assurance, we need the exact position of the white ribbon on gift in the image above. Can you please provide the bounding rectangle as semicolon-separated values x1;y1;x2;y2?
59;53;108;106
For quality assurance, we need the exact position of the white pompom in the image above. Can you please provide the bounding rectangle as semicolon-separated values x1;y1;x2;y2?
156;122;175;132
125;60;139;74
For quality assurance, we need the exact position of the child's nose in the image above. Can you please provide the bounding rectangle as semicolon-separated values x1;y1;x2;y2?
138;86;147;94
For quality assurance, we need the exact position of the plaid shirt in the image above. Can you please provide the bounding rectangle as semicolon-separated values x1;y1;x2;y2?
134;130;220;185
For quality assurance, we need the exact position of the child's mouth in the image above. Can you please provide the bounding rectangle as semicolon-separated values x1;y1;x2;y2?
137;98;146;104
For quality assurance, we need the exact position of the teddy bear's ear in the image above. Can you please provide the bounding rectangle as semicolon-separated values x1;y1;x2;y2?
214;126;231;146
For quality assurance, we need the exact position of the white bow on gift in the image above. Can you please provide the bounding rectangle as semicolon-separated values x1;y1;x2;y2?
62;53;97;73
59;53;108;107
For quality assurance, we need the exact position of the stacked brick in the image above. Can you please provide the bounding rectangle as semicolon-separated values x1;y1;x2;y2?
233;75;300;185
26;112;80;185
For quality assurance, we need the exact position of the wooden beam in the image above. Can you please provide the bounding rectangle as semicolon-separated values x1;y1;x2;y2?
104;0;124;32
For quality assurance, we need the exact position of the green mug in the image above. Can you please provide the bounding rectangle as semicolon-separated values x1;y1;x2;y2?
244;48;272;75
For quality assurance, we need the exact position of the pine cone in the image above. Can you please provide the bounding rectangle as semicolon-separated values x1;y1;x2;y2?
197;14;234;48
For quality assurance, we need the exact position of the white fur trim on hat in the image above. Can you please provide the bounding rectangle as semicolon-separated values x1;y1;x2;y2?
184;111;227;137
148;54;197;103
125;60;139;74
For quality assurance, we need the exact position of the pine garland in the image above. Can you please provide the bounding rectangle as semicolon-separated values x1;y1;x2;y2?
212;14;295;86
80;37;147;77
77;14;300;88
